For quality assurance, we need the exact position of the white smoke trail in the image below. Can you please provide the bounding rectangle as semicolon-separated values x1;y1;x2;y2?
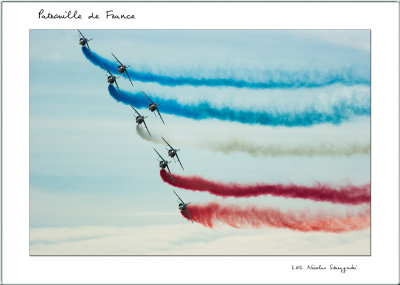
136;125;163;143
136;125;369;157
209;139;370;157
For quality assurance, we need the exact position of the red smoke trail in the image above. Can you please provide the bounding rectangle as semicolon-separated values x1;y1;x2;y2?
160;169;370;205
181;202;370;232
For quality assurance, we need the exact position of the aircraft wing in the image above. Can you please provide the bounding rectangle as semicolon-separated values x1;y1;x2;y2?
114;79;120;92
161;136;173;149
175;153;184;171
156;108;165;125
78;29;85;38
185;207;193;223
154;148;165;161
141;91;154;104
111;53;123;66
125;70;134;86
143;120;151;137
131;106;141;116
173;189;184;204
101;63;113;76
166;165;174;182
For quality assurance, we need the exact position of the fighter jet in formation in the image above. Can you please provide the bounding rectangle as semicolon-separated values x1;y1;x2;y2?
80;34;195;225
162;137;184;170
154;148;174;182
142;91;165;124
173;190;192;223
102;64;121;92
77;30;92;50
131;106;151;136
111;53;133;86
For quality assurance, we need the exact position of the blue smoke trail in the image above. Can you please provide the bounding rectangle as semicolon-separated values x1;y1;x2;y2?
108;85;370;127
83;47;370;89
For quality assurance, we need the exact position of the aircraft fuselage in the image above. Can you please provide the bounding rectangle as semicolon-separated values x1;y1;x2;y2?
79;38;87;46
107;75;116;84
159;160;168;168
117;65;126;74
136;116;144;124
168;149;176;157
148;104;158;112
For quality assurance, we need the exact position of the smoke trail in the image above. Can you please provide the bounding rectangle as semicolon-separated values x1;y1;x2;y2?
211;140;370;157
109;85;369;127
181;202;370;232
136;126;369;156
82;47;370;89
160;170;370;205
136;125;163;143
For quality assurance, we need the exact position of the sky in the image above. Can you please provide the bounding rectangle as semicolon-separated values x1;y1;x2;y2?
29;29;370;255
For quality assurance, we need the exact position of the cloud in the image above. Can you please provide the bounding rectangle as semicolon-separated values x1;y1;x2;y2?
30;224;370;255
299;30;370;51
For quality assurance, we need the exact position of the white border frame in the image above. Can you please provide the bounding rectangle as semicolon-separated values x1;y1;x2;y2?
2;1;399;284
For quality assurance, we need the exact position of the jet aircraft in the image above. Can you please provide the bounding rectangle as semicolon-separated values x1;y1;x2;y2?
102;64;121;92
173;189;193;223
111;53;133;86
161;137;184;170
142;91;165;124
131;106;151;136
154;148;174;182
77;30;92;50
